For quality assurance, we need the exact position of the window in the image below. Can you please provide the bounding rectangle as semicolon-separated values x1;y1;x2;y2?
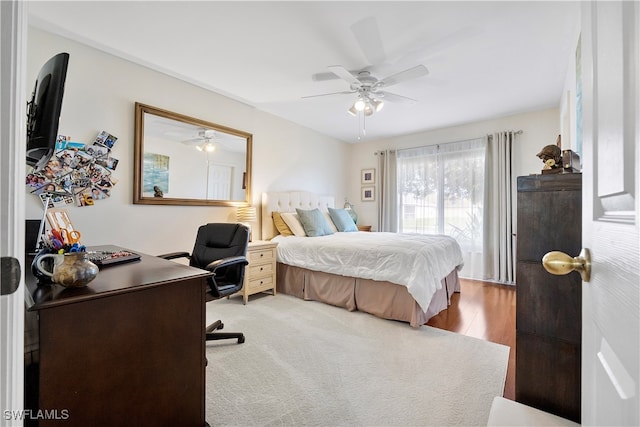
397;138;486;278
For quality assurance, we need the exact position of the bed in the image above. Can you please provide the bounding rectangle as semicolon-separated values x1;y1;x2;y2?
261;191;464;327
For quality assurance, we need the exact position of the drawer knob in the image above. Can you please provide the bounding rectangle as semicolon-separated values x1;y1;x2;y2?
542;248;591;282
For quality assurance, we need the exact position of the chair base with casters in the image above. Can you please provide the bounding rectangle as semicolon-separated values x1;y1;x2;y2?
158;223;250;345
206;320;245;344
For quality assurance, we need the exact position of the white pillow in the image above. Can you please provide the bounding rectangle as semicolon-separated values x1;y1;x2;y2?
280;212;307;237
323;212;338;233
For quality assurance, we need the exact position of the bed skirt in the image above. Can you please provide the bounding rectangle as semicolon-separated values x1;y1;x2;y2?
276;263;461;327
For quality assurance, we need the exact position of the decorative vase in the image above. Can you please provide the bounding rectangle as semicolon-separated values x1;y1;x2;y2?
34;252;99;288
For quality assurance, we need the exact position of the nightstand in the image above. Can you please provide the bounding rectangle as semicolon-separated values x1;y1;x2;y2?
239;240;278;304
357;225;372;232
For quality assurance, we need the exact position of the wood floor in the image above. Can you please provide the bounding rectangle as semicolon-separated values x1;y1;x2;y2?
427;278;516;400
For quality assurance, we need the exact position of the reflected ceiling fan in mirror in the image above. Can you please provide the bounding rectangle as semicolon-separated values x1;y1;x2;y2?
182;129;218;152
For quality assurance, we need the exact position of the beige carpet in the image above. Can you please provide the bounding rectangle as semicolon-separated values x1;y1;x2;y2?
205;294;509;427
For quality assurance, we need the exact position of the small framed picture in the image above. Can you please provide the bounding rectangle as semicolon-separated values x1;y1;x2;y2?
46;208;77;232
361;168;375;184
361;186;375;202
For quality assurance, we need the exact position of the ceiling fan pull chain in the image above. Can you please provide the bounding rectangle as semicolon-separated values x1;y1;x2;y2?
363;112;366;137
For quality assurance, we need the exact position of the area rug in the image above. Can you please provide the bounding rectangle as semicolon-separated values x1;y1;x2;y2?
205;294;509;426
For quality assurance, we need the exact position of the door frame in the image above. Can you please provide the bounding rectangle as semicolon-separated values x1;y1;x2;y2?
0;1;27;424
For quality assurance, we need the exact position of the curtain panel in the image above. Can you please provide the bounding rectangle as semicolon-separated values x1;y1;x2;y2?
376;150;398;232
483;131;518;284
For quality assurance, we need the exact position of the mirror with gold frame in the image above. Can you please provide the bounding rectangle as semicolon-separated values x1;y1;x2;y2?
133;102;252;206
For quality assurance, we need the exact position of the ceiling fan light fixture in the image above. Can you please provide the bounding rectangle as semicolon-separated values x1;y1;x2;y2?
370;98;384;112
195;141;216;152
347;105;358;116
354;97;366;111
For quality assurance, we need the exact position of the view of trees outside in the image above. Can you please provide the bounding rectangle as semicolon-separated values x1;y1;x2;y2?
397;141;486;277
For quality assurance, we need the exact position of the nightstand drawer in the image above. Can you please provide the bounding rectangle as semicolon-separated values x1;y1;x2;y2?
248;247;275;263
248;262;273;277
247;275;273;291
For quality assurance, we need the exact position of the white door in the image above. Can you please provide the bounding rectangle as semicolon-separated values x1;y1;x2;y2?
207;163;232;200
581;2;639;425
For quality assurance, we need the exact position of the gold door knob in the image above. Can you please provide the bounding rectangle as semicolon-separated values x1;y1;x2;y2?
542;248;591;282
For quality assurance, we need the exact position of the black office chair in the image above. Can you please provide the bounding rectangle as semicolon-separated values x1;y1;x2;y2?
159;223;249;344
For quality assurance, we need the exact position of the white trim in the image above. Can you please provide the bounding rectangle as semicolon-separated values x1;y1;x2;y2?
0;1;27;425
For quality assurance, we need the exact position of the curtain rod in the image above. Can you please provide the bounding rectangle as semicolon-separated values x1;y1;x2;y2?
374;130;523;155
488;130;523;136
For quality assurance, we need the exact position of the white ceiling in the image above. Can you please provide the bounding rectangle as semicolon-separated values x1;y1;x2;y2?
27;1;581;143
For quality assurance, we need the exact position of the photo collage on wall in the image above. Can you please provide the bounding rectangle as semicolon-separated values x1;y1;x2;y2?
25;131;119;208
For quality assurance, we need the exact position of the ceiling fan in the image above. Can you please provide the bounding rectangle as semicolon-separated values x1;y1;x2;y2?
182;129;217;152
303;64;429;116
305;15;477;114
304;16;444;118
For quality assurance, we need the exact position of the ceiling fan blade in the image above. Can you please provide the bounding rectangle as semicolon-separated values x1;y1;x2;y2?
378;65;429;88
327;65;361;86
375;91;418;105
390;26;482;67
312;71;341;81
302;90;354;99
311;69;362;82
350;16;386;66
182;138;203;146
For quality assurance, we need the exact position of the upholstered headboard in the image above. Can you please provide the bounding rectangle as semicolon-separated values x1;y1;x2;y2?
261;191;335;240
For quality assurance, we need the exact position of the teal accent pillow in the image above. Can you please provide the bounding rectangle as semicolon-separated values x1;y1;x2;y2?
295;208;334;237
328;207;358;232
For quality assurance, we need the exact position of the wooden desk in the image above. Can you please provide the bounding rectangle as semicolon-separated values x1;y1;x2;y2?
25;245;211;427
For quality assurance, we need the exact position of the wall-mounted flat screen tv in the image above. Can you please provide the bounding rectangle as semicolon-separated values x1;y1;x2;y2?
26;52;69;169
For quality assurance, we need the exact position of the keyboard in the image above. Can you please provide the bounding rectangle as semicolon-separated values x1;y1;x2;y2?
86;250;141;267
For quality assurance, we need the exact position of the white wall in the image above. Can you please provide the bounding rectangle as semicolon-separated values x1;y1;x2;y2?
27;26;563;255
347;108;561;228
26;27;349;255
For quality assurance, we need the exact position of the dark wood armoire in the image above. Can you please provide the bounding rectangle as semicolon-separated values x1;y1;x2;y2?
515;173;582;423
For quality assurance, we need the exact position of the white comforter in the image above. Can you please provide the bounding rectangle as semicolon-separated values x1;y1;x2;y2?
271;232;464;312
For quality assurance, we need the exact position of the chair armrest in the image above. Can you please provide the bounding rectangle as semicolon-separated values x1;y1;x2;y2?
205;256;248;272
157;251;191;260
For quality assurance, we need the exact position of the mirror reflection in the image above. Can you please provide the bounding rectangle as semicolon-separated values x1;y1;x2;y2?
134;103;252;206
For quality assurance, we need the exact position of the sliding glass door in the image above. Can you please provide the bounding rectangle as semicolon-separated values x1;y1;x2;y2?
397;138;486;278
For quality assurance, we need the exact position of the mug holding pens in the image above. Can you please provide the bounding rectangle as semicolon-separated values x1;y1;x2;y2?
33;208;98;287
47;228;85;253
44;208;84;252
35;228;99;287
